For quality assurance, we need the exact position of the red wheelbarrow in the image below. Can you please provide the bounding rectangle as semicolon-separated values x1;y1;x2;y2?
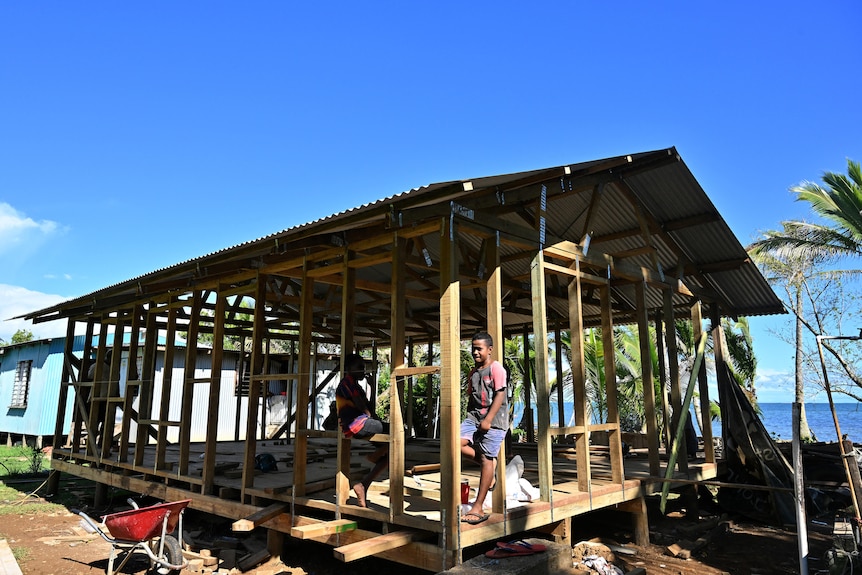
74;499;191;575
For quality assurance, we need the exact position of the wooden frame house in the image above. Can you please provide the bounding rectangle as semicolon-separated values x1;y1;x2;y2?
22;148;783;571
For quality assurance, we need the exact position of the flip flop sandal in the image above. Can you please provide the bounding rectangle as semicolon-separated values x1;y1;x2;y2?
493;540;547;554
485;545;539;558
461;512;489;525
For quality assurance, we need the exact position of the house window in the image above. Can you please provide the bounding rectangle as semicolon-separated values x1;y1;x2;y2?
11;360;32;408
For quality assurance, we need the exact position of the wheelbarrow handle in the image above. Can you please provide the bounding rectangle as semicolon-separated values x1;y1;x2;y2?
71;509;115;544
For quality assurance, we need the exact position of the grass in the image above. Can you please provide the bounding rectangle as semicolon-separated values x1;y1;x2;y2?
0;445;49;476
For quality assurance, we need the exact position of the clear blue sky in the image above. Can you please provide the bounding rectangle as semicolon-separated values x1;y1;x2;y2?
2;2;860;402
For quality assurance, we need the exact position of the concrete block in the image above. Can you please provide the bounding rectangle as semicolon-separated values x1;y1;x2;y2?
437;538;569;575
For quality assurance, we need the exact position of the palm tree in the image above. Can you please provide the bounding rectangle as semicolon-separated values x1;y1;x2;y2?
748;159;862;432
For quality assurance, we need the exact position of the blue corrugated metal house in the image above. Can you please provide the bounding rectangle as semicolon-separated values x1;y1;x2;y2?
0;335;337;446
0;336;84;444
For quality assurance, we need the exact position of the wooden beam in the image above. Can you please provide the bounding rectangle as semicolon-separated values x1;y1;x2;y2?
232;503;289;532
333;530;424;563
291;519;357;539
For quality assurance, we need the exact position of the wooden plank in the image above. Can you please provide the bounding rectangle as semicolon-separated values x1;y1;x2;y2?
291;519;357;539
333;530;422;563
531;251;554;506
0;539;23;575
232;503;289;532
392;366;441;377
663;289;687;474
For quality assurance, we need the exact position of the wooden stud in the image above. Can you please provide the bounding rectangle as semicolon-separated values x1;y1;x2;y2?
336;258;355;507
635;282;661;476
567;260;590;492
135;306;159;467
439;215;461;552
691;301;715;463
486;231;506;513
242;275;268;501
201;291;227;494
600;285;624;484
389;234;408;519
531;251;554;505
179;293;202;474
663;289;687;473
293;259;314;495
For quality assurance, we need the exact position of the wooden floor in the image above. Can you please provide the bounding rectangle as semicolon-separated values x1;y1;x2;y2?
51;437;720;571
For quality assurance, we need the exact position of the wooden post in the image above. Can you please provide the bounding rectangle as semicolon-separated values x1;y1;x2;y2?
389;235;407;519
48;319;77;494
635;282;660;476
118;305;144;461
426;337;435;439
202;291;227;495
178;292;202;474
600;284;624;484
691;302;715;463
531;251;554;505
486;231;506;513
555;320;564;428
567;260;590;491
522;324;534;443
662;289;687;473
439;215;461;554
242;275;268;502
336;255;355;507
73;320;96;454
134;306;158;467
157;301;178;463
654;310;671;451
709;306;727;458
89;321;108;459
293;260;314;495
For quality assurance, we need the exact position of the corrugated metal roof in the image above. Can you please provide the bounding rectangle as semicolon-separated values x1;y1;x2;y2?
20;148;784;334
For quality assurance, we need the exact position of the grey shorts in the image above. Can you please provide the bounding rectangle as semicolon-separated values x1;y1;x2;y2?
460;419;506;459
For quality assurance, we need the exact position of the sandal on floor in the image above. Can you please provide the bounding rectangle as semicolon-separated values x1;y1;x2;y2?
497;539;547;553
485;540;546;557
461;512;489;525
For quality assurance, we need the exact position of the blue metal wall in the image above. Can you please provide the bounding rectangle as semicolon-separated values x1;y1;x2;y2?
0;336;84;438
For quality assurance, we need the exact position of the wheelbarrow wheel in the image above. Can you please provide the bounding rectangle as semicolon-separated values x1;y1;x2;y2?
152;535;183;575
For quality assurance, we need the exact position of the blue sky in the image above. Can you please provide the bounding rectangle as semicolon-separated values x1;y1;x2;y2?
2;2;860;402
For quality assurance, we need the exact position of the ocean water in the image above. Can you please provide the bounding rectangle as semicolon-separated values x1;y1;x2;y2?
516;401;862;444
744;402;862;443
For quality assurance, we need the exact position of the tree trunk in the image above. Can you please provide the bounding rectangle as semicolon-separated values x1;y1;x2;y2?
794;285;816;442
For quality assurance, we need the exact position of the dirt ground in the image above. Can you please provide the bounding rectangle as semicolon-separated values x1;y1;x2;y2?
0;479;842;575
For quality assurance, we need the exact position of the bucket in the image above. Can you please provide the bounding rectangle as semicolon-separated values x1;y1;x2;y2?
460;479;470;504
